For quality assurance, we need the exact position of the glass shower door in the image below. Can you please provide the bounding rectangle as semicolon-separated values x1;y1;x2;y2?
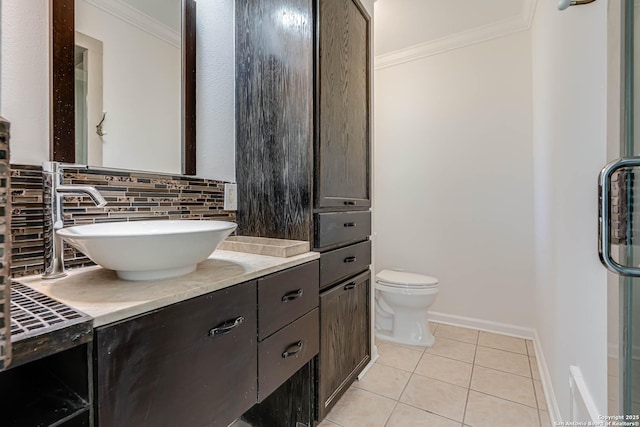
603;0;640;418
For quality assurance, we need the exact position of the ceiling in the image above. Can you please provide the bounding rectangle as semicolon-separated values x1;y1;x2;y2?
373;0;528;57
120;0;181;32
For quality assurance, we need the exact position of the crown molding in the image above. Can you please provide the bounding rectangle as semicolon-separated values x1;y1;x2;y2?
375;0;538;70
82;0;180;48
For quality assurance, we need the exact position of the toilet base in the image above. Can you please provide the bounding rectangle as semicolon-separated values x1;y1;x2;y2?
375;291;437;348
376;329;435;347
376;308;435;348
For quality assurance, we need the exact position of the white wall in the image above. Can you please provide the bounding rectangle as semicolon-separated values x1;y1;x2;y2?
0;0;236;181
531;0;608;419
75;0;182;174
374;31;536;328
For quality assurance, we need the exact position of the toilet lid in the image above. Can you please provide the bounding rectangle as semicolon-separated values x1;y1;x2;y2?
376;270;438;288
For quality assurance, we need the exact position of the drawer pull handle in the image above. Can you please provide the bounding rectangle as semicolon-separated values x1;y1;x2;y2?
344;282;356;290
344;256;357;263
344;201;356;205
343;222;357;228
282;289;304;302
282;340;304;359
209;316;245;337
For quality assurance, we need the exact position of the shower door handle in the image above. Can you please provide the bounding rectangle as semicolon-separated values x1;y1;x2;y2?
598;157;640;276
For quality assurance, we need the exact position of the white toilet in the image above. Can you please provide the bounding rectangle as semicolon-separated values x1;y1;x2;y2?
375;269;439;347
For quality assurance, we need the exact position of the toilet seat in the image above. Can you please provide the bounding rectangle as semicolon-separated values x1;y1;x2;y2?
376;282;439;296
376;269;438;289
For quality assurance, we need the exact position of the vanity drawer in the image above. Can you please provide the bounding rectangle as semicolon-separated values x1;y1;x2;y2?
95;281;257;427
315;211;371;249
258;261;319;340
258;308;319;402
320;240;371;289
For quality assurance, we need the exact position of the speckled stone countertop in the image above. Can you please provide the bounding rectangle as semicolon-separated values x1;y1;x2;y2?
17;250;319;327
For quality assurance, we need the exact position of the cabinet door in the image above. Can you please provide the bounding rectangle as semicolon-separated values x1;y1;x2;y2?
316;0;371;209
318;271;370;419
95;282;257;427
235;0;314;241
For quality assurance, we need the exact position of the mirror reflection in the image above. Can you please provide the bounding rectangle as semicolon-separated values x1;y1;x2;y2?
74;0;182;174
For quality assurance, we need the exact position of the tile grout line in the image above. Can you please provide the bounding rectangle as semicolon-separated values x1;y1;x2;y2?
350;379;407;404
470;389;542;411
408;335;467;426
322;413;341;426
478;330;529;356
472;359;533;379
434;332;478;345
378;340;426;355
390;388;468;426
476;342;529;357
537;407;543;426
375;359;421;373
422;350;474;365
468;346;541;410
462;332;480;426
382;336;469;427
382;399;400;427
424;348;532;381
396;348;425;410
528;340;544;427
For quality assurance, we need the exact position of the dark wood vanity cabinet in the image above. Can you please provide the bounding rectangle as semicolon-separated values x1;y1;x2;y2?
314;0;372;420
94;281;258;427
235;0;371;423
93;261;320;427
315;0;371;210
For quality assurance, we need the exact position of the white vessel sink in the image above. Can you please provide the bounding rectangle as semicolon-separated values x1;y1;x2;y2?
57;220;237;281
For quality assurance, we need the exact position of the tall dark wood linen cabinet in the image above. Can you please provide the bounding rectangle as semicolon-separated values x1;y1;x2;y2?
236;0;371;422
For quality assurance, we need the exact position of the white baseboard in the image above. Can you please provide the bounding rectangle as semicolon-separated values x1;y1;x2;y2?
533;330;562;423
358;348;379;380
427;311;561;423
428;311;535;339
569;365;601;422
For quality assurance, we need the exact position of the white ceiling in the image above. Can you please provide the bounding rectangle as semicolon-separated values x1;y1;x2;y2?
374;0;528;56
120;0;182;32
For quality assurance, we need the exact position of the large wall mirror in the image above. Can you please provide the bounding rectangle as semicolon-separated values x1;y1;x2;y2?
51;0;196;175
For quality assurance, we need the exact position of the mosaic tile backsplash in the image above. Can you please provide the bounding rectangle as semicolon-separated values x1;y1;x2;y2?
0;118;11;370
11;164;235;278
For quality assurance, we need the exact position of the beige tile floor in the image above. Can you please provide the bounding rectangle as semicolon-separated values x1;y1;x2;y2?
319;323;551;427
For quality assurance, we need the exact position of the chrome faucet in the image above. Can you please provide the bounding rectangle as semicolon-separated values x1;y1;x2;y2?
42;161;107;279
